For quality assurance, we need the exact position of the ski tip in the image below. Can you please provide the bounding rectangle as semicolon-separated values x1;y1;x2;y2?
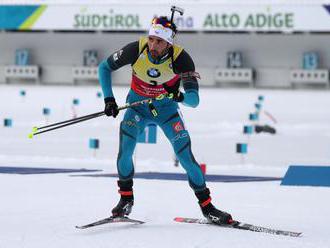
75;225;92;229
76;225;90;229
174;217;185;222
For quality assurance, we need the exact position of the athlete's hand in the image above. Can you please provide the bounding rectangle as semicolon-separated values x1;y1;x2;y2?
104;97;119;118
162;81;184;102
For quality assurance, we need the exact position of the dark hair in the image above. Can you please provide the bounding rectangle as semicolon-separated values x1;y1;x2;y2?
155;16;177;34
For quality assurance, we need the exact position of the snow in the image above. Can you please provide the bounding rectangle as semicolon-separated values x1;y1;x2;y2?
0;85;330;248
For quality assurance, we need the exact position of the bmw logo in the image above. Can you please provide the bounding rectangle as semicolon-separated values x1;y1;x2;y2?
147;68;161;78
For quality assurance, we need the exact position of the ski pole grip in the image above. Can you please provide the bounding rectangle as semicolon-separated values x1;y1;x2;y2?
171;6;184;15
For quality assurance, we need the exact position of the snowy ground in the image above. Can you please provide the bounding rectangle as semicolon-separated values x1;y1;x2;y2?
0;85;330;248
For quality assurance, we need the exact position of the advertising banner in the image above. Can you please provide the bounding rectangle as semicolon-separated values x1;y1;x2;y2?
1;4;330;32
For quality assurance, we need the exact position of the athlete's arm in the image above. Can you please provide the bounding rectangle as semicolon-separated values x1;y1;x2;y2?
98;41;139;99
174;50;200;108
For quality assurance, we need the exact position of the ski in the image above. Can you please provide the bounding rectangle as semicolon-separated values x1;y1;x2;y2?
174;217;302;237
76;216;145;229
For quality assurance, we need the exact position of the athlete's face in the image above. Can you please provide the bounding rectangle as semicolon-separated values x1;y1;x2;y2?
148;36;171;59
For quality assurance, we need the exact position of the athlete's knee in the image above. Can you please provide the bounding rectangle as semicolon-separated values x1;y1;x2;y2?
119;120;139;145
175;138;200;169
118;120;138;160
171;130;190;151
174;135;192;158
120;119;138;136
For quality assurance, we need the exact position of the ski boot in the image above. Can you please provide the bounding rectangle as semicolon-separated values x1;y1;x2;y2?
195;188;233;225
112;179;134;217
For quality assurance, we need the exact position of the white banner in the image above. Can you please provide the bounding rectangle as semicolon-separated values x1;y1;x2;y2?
2;4;330;31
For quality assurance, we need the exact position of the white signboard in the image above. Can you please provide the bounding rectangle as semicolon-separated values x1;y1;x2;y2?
1;4;330;32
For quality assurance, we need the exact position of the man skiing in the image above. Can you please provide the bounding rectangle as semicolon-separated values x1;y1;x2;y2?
98;14;233;225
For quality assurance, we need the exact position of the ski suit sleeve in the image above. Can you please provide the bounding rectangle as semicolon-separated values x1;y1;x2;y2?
173;50;200;108
98;41;139;99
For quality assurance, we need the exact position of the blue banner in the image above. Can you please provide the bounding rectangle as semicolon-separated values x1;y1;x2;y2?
0;5;39;29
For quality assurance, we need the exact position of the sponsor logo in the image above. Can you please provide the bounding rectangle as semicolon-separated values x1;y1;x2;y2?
203;11;294;30
74;9;142;29
173;121;184;133
122;120;136;127
135;115;140;122
147;68;161;78
113;49;123;61
171;132;188;142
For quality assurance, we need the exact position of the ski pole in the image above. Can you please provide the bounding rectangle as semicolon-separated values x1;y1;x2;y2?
170;6;184;23
29;111;105;138
34;111;104;131
28;96;167;138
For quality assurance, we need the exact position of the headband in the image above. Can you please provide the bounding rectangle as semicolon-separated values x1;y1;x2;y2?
148;23;174;44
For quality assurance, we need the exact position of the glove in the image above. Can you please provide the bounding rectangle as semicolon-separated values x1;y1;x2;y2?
162;81;184;102
104;97;119;118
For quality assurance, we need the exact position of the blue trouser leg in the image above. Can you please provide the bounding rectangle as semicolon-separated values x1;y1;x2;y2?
158;111;206;191
117;108;146;180
117;90;206;191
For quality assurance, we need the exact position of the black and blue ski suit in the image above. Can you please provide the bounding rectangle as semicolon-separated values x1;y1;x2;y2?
98;37;206;191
